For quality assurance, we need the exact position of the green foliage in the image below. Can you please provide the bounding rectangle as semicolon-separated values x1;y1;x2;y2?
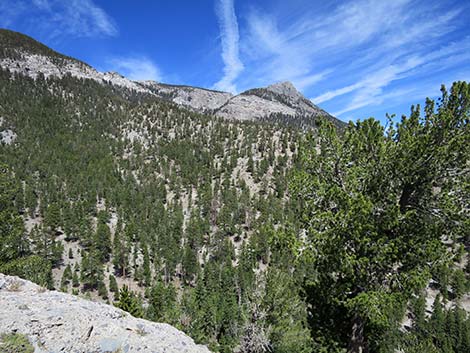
261;268;313;353
401;297;470;353
1;45;467;353
97;280;108;300
451;269;467;300
0;332;34;353
0;163;28;265
95;221;112;263
109;274;119;294
146;281;179;324
291;82;470;352
80;250;104;291
115;285;143;318
60;264;72;291
30;225;63;267
0;255;53;289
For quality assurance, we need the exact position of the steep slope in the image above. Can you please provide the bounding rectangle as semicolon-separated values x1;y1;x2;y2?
0;274;211;353
0;63;311;352
0;28;341;126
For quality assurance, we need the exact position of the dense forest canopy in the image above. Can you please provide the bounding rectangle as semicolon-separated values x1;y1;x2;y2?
0;62;469;353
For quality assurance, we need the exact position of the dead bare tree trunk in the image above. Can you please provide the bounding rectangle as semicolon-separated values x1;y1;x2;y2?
347;313;368;353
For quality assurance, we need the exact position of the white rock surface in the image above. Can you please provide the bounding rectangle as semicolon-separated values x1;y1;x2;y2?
0;129;16;145
140;81;233;112
0;51;147;93
215;81;336;122
0;273;211;353
215;94;297;120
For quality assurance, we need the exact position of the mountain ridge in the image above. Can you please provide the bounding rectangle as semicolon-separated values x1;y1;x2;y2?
0;28;342;127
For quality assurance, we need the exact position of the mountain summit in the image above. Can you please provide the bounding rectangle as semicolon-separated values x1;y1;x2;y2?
0;28;342;127
266;81;300;96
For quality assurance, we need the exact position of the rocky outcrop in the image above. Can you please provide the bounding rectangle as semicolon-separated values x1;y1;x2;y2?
139;81;233;113
0;274;211;353
215;92;297;120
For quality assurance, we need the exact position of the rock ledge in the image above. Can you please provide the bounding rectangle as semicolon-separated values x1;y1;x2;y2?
0;273;211;353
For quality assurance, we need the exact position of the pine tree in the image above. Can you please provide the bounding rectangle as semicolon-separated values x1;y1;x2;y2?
72;270;80;288
452;269;467;300
60;264;72;291
80;249;103;291
95;221;111;262
291;82;470;352
115;285;142;318
97;280;108;300
0;163;29;265
113;227;129;277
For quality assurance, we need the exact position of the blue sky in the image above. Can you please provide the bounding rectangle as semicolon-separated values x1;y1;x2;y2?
1;0;469;123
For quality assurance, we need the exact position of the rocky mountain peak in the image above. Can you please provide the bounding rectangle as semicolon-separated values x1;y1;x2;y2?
266;81;301;98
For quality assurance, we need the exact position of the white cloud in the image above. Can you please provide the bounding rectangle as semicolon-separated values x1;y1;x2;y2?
46;0;118;38
318;57;427;116
213;0;244;93
313;57;423;106
238;0;468;118
107;56;162;82
316;35;470;116
1;0;117;38
240;0;413;91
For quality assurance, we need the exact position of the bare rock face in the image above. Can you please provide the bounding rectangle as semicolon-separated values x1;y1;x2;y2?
215;93;297;120
0;274;211;353
0;52;148;93
139;81;233;112
265;81;300;97
0;129;16;145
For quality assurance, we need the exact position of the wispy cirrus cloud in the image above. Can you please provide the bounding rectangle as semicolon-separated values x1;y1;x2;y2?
234;0;469;120
0;0;117;38
212;0;244;93
239;0;412;91
106;56;162;82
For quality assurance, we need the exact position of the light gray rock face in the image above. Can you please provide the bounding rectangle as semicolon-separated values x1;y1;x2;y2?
0;274;211;353
0;117;16;145
215;93;297;120
266;81;300;97
0;51;148;93
139;81;233;112
214;81;338;124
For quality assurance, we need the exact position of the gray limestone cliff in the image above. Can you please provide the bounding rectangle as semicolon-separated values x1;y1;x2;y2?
0;274;211;353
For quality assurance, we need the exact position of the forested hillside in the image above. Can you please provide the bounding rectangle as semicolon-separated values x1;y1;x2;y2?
0;67;313;352
1;51;469;352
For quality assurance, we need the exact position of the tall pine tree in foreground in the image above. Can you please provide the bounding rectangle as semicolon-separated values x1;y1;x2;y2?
291;82;470;352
